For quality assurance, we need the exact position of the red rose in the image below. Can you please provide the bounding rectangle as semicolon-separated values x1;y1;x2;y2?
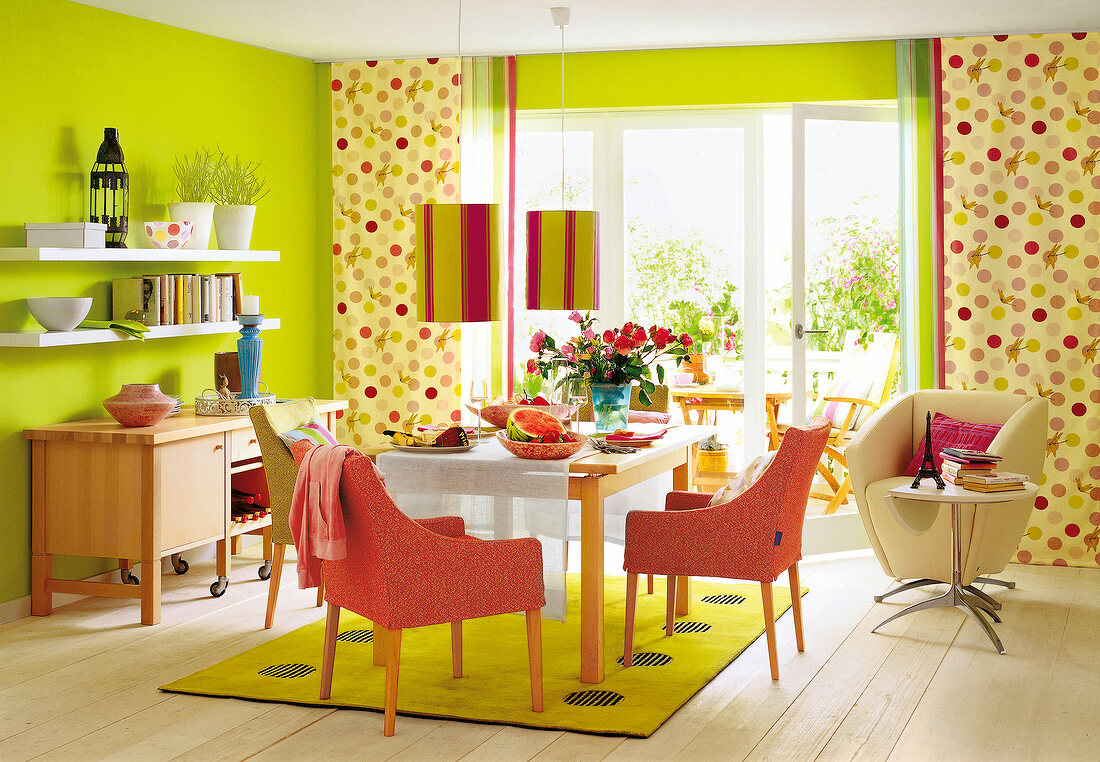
680;333;693;348
613;335;634;356
602;329;615;343
653;327;671;348
526;358;538;374
632;327;647;346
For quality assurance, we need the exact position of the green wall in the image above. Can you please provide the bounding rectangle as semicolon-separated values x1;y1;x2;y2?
0;0;330;604
517;41;898;110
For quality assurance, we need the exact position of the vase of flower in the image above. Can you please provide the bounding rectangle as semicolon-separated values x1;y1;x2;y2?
589;382;631;433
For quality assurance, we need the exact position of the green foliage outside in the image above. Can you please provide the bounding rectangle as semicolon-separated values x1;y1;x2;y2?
803;213;899;351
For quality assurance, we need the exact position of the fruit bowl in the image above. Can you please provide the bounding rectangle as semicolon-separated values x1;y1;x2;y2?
496;430;588;460
144;220;194;249
468;402;577;429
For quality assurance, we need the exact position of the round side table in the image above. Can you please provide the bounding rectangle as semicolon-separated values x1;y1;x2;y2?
876;480;1039;654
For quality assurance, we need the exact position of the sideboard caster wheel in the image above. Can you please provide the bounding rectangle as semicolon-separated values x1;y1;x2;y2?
121;569;139;585
210;577;229;597
171;554;189;575
258;561;272;581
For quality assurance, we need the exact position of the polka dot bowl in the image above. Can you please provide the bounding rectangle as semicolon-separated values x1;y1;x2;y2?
144;221;194;249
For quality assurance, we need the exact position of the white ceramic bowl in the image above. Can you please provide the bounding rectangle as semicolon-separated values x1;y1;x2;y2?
144;220;194;249
26;297;93;331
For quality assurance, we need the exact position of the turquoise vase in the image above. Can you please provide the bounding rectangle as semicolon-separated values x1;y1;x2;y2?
589;383;631;433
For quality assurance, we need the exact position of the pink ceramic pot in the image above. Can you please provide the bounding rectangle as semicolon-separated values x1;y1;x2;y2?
103;384;177;427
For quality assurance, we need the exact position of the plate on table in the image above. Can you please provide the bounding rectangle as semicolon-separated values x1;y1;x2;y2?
603;430;668;447
391;443;479;454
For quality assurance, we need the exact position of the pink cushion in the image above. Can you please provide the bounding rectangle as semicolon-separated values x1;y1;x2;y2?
904;413;1001;475
628;410;672;424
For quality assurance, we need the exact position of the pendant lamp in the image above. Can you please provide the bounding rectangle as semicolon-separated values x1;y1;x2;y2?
415;0;503;323
525;7;600;311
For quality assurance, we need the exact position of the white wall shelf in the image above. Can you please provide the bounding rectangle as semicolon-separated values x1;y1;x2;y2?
0;247;280;262
0;319;280;348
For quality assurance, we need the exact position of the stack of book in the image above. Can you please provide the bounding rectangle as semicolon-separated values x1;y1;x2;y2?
112;272;243;326
941;447;1028;492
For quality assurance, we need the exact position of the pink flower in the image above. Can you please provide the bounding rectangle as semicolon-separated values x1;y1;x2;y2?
525;358;538;374
529;330;547;353
584;328;596;341
568;310;584;323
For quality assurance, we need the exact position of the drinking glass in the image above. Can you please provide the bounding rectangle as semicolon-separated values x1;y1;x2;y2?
469;379;489;442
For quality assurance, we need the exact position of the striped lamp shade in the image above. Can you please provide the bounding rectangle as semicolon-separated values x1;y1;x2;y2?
526;210;600;310
415;203;503;322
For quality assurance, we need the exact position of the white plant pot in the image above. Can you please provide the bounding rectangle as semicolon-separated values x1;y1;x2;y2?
213;205;257;251
167;202;215;249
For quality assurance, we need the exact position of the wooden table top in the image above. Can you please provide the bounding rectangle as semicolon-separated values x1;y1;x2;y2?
670;386;792;402
24;399;348;445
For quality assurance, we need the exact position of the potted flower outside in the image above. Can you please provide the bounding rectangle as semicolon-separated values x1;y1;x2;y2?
697;434;729;473
527;310;691;433
168;149;221;249
211;154;269;251
668;280;741;385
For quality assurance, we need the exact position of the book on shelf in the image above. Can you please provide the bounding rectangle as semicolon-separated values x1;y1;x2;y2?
141;276;160;327
217;275;234;321
111;277;145;323
190;275;201;323
215;272;243;316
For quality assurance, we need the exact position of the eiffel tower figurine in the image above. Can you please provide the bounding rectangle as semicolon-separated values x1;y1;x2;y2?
912;411;946;489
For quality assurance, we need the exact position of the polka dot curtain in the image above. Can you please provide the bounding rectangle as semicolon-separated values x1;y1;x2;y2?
330;60;464;447
940;33;1100;568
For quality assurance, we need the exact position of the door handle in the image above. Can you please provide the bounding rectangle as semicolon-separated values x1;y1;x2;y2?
794;324;829;340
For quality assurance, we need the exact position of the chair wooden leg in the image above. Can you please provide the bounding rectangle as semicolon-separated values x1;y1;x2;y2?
373;624;388;666
451;620;463;678
665;575;677;636
823;474;851;515
525;609;544;713
319;603;340;700
381;626;402;736
788;563;805;652
647;574;654;595
316;564;325;607
264;543;286;629
761;581;779;680
624;573;638;667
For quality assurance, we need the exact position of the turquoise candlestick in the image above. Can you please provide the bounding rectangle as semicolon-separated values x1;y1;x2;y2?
237;314;264;399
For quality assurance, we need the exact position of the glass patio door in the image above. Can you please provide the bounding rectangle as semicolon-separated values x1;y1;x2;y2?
786;104;900;431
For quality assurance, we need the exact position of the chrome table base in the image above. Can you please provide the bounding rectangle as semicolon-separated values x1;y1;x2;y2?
872;503;1009;654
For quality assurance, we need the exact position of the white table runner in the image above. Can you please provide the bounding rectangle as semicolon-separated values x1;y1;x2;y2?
377;439;589;620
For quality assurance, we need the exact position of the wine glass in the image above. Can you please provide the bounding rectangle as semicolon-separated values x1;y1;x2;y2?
566;378;587;433
469;379;489;442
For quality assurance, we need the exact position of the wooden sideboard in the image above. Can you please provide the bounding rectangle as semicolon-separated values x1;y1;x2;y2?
24;399;348;625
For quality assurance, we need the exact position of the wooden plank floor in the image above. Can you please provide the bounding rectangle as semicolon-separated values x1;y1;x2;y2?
0;547;1094;761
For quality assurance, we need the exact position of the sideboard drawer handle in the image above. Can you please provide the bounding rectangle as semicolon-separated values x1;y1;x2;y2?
214;444;224;451
248;438;258;446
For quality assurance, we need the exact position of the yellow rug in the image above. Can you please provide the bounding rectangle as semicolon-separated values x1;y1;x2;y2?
161;576;803;737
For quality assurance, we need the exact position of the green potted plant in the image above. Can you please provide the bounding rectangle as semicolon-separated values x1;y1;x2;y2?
168;149;221;249
697;434;729;473
668;280;741;384
211;154;269;251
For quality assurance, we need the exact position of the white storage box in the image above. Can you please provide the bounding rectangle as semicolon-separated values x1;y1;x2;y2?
25;222;107;248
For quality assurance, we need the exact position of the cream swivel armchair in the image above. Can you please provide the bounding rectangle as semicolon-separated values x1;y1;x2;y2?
846;390;1047;602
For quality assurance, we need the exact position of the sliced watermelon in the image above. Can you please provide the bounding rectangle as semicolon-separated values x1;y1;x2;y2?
505;407;566;442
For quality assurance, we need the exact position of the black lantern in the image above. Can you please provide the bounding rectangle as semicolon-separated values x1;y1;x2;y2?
90;127;128;248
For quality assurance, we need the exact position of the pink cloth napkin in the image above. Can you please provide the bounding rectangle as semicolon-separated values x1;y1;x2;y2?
628;410;672;424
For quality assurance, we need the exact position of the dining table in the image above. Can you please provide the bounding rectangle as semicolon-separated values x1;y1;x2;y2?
670;386;793;450
373;423;716;684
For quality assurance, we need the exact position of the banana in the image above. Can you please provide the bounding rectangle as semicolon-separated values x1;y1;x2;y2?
383;430;430;447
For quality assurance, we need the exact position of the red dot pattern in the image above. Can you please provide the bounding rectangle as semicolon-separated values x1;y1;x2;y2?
941;33;1100;570
330;59;464;447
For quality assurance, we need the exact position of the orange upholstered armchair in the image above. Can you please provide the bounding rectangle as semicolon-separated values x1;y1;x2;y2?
622;417;831;680
318;453;546;736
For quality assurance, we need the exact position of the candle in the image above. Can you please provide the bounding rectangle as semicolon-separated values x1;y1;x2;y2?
240;295;260;315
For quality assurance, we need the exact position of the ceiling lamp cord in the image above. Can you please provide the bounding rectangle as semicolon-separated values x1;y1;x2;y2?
552;7;571;209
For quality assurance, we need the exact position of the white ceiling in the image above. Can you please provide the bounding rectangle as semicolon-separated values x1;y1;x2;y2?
75;0;1099;63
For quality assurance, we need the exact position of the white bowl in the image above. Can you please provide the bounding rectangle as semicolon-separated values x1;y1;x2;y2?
27;297;93;331
144;220;194;249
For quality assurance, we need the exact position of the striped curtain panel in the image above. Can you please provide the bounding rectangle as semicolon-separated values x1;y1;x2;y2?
459;56;516;398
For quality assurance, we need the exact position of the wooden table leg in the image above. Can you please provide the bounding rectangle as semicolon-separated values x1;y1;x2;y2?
767;399;781;450
140;446;161;625
672;448;693;617
579;475;605;684
31;440;52;616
